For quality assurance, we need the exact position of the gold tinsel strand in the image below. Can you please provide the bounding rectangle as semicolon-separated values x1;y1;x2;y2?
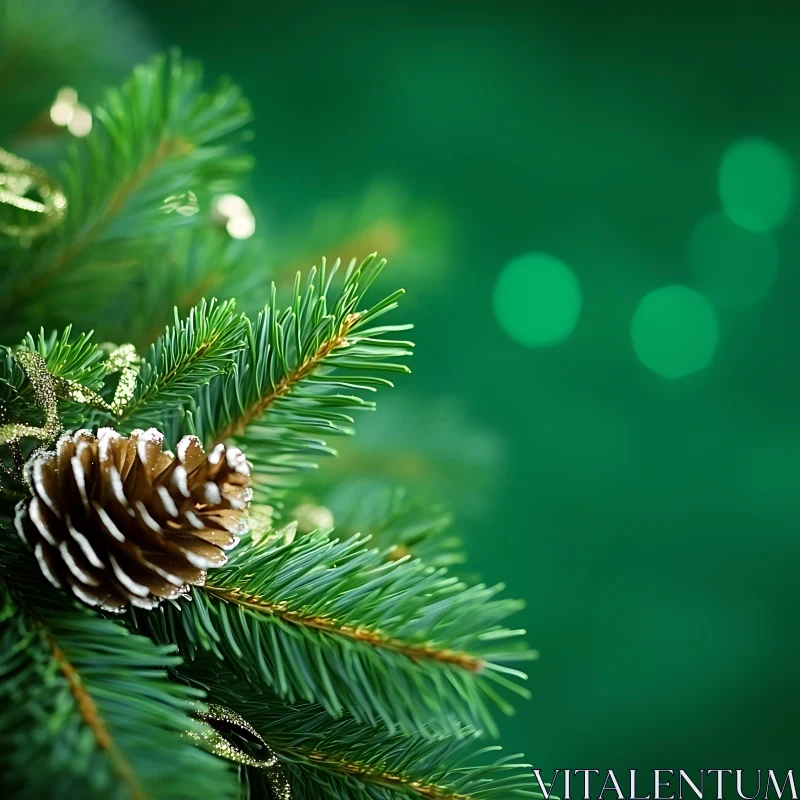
0;343;142;449
102;343;142;413
0;351;63;446
0;351;114;447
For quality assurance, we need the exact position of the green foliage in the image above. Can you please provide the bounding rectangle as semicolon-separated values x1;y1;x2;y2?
181;254;412;503
316;485;465;569
118;297;246;433
0;50;252;341
0;327;106;433
138;526;533;739
0;41;534;800
184;668;541;800
0;542;238;800
120;226;269;347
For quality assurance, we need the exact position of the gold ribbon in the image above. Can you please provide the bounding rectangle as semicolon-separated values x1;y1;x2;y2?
189;704;292;799
0;147;67;241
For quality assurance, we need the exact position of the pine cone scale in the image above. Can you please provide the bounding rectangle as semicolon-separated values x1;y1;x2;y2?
16;427;251;611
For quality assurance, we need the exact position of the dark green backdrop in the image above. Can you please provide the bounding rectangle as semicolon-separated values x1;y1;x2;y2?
131;0;800;786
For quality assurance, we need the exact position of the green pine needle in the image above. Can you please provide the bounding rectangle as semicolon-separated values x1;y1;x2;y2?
118;298;246;433
0;551;238;800
138;526;535;740
181;254;412;504
0;50;252;340
180;668;543;800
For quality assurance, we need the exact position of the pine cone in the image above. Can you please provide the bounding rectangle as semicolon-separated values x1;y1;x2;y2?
15;427;251;612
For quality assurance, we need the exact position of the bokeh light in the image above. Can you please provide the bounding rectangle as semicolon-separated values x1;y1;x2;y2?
688;212;779;309
493;252;582;347
718;137;795;232
631;285;719;378
49;87;88;133
67;104;93;137
49;100;74;127
226;212;256;239
214;194;250;220
56;87;78;106
212;193;256;239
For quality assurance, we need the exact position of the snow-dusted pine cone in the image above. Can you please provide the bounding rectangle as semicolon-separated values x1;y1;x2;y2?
15;427;251;611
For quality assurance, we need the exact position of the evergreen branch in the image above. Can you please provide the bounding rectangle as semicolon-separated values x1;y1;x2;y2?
118;298;246;433
278;744;537;800
180;670;542;800
20;327;108;389
30;138;191;298
182;254;412;504
40;624;144;799
138;527;535;739
0;50;252;340
319;485;465;569
202;584;484;672
212;309;361;444
0;327;107;434
122;226;268;347
0;539;238;800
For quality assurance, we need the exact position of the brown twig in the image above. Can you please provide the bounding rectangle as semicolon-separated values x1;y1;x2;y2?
45;634;147;800
202;585;485;673
281;747;471;799
213;311;362;444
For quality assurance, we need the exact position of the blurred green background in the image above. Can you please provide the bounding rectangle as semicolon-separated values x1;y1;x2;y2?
124;0;800;785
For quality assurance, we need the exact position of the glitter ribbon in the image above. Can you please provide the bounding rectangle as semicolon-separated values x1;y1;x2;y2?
0;147;67;241
190;704;292;799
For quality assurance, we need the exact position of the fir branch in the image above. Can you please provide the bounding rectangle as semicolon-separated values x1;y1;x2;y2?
124;226;268;347
179;670;542;800
20;138;191;306
39;625;144;799
182;254;412;503
0;541;238;800
138;528;535;739
202;585;484;673
118;298;246;433
0;51;252;340
319;485;464;569
212;309;361;444
0;327;107;434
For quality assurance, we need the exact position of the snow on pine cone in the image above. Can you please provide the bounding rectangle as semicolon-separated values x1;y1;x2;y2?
15;427;252;612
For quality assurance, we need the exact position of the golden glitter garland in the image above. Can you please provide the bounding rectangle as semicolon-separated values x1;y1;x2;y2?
0;147;67;241
0;343;141;450
190;704;292;799
101;343;142;413
0;351;84;492
0;351;112;448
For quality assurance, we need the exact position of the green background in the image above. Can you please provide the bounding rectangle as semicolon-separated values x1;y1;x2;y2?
130;0;799;787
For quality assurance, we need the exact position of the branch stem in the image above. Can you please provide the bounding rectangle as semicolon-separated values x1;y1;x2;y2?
213;311;362;444
281;745;470;799
203;584;486;673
